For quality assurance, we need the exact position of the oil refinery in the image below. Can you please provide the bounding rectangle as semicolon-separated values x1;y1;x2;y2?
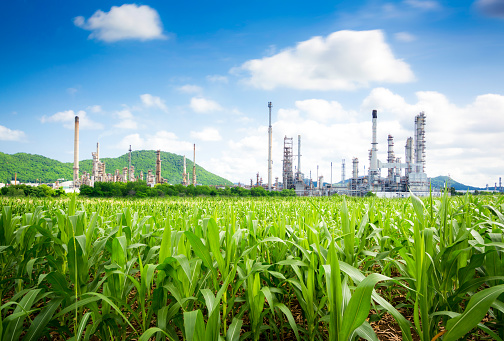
66;103;494;197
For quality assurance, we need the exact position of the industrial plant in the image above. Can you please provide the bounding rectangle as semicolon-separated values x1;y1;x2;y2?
265;105;435;197
65;104;500;198
71;116;198;189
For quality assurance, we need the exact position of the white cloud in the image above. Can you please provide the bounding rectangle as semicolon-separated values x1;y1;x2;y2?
41;110;103;130
114;109;137;129
178;84;203;94
87;105;102;113
475;0;504;18
190;127;222;141
190;97;222;113
361;89;504;186
403;0;441;10
67;87;78;95
117;131;193;153
0;125;26;141
294;99;356;123
74;4;165;42
233;30;415;91
395;32;416;42
140;94;168;112
206;89;504;187
206;75;228;83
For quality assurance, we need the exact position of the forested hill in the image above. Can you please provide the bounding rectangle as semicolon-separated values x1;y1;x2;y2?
0;150;232;186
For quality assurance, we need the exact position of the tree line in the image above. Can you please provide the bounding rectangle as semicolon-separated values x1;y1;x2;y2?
79;181;296;198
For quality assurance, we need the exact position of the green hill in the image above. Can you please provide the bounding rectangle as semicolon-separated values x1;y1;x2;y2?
429;176;481;191
0;151;232;186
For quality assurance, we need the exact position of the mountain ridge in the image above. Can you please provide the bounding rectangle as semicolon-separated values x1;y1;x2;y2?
0;150;232;186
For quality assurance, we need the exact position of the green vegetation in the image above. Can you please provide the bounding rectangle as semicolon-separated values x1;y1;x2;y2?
1;194;504;340
0;184;66;197
0;151;232;186
79;182;296;198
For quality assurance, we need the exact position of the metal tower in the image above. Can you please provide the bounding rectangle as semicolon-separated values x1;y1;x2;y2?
282;136;294;189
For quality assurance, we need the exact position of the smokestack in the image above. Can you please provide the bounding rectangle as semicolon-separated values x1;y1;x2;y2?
73;116;80;187
268;102;273;191
341;159;345;184
128;145;132;182
182;155;187;185
192;144;196;186
370;110;378;175
156;150;161;184
297;135;301;181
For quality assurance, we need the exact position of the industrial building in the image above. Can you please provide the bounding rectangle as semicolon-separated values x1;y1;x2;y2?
70;116;198;189
266;106;435;197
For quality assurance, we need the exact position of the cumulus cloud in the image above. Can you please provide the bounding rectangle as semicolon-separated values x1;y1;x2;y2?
395;32;416;42
403;0;441;10
0;125;26;141
233;30;415;91
178;84;203;94
190;127;222;141
475;0;504;18
190;97;222;113
74;4;165;42
140;94;168;112
41;110;103;129
361;89;504;186
206;75;228;83
117;131;193;153
114;109;138;129
206;89;504;187
87;105;102;113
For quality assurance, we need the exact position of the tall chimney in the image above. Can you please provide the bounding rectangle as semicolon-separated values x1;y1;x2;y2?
192;144;196;186
156;150;161;184
182;155;187;185
370;110;378;175
297;135;301;181
268;102;273;191
73;116;80;187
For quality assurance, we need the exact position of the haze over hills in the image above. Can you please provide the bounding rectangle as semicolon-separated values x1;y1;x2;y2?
0;151;232;186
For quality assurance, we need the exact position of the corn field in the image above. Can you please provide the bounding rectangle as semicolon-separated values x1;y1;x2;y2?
1;193;504;341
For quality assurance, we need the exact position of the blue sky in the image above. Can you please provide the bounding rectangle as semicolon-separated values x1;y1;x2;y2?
1;0;503;187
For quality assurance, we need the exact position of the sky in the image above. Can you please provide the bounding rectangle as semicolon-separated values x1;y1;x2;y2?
1;0;503;187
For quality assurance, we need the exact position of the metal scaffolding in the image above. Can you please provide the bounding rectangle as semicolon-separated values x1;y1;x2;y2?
282;136;294;189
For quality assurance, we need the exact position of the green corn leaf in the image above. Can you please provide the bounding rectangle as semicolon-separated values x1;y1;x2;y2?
340;273;391;340
184;310;205;341
184;230;218;287
275;303;300;341
353;321;379;341
159;219;172;263
139;327;173;341
22;297;64;341
3;289;41;341
226;318;243;341
75;312;92;341
443;284;504;341
207;217;226;273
